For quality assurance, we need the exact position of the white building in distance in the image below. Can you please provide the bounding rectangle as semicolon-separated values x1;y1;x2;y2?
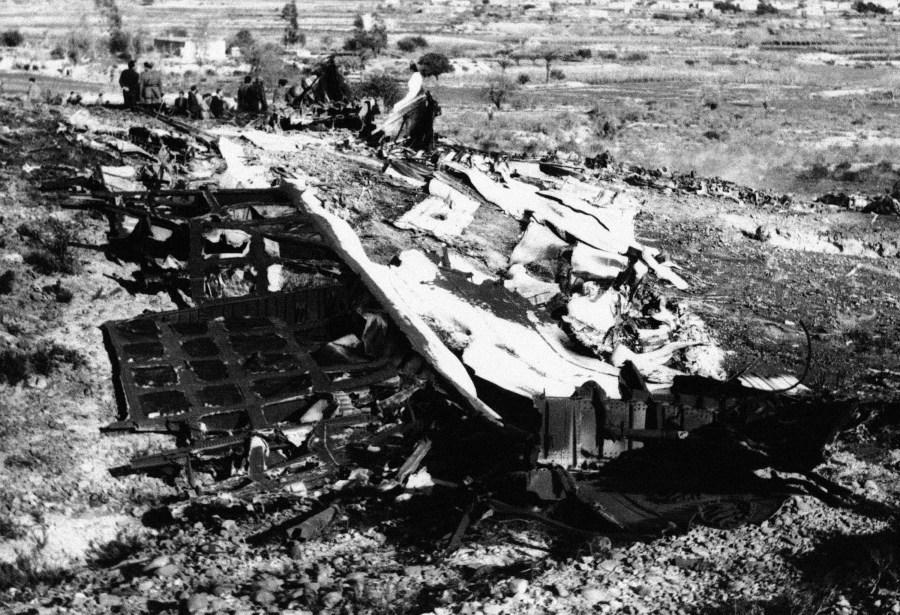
153;37;227;63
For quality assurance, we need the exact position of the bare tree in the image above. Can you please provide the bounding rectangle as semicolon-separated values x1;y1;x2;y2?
496;53;512;73
484;73;518;110
541;47;560;83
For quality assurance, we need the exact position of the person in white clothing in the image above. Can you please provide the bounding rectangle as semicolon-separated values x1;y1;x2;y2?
392;62;423;113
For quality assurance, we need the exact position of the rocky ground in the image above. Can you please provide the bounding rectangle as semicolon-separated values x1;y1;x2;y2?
0;99;899;615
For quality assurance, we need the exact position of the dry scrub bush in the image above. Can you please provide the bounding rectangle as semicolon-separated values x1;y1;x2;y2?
353;73;402;107
18;219;79;276
1;30;24;47
0;343;88;386
397;36;427;52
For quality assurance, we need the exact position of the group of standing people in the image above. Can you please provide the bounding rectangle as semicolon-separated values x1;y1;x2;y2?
118;59;272;119
118;60;163;108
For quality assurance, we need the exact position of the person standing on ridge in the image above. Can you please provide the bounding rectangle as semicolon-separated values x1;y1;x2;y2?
209;88;225;118
187;85;204;119
119;60;140;108
139;61;163;107
237;76;253;112
25;77;42;107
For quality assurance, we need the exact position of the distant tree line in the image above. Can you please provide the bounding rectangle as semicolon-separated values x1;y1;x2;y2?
713;1;742;12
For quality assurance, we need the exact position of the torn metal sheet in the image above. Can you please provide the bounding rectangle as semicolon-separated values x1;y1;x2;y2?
738;374;811;395
570;243;629;281
503;264;559;303
453;163;634;253
509;220;569;267
100;166;143;192
394;178;479;239
288;181;503;423
447;162;686;290
375;249;620;399
563;285;627;345
384;159;431;189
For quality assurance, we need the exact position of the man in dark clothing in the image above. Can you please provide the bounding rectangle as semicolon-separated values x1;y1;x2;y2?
187;85;203;119
139;61;163;106
209;88;225;119
173;90;187;115
237;76;253;112
119;60;140;108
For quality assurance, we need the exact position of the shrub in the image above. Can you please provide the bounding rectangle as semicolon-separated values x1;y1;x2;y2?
575;47;592;59
756;1;779;14
108;29;131;56
62;29;95;63
17;220;78;275
549;68;566;80
517;73;530;85
597;50;617;60
343;15;388;57
0;554;71;592
853;0;889;13
397;35;427;52
1;30;24;47
353;73;402;107
623;52;649;62
0;342;87;386
417;52;454;79
246;43;288;85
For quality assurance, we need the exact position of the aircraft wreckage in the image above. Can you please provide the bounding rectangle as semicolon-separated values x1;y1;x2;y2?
53;104;870;543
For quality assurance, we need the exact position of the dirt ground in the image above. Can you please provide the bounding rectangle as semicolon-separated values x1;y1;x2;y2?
0;93;897;615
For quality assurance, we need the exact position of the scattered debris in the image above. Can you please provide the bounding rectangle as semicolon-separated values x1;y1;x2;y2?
22;91;868;551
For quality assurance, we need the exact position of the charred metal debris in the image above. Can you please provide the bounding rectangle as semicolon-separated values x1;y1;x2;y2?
50;110;882;544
